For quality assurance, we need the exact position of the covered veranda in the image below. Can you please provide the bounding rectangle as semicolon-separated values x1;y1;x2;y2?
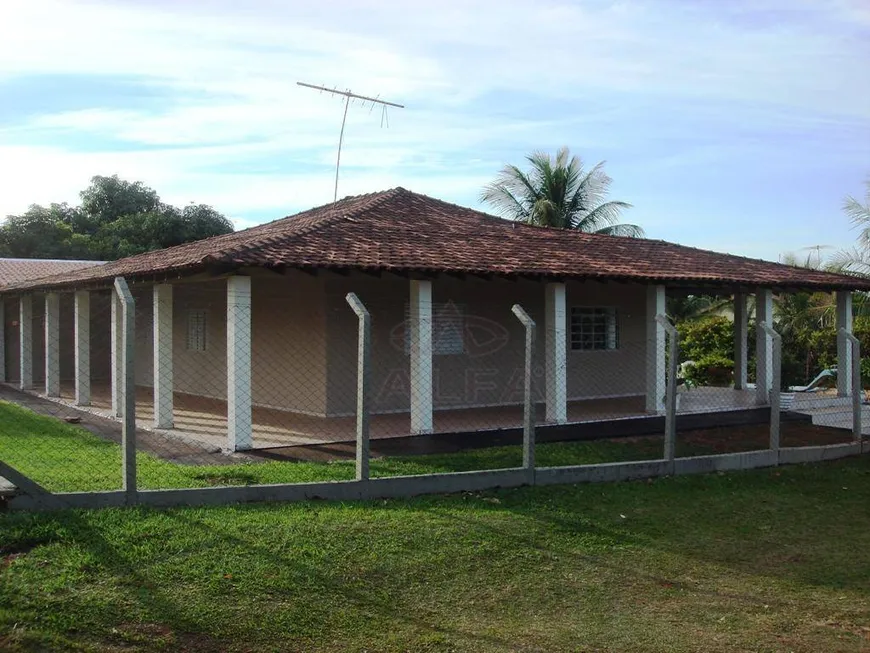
17;380;768;452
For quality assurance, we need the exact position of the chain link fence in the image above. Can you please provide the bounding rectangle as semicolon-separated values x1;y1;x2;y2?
0;275;866;509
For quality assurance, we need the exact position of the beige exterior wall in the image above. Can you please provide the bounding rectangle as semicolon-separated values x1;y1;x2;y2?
323;272;648;416
122;272;329;415
248;271;328;414
565;281;647;400
1;271;647;419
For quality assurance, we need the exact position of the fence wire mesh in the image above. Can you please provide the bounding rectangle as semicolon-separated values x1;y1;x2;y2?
0;276;865;503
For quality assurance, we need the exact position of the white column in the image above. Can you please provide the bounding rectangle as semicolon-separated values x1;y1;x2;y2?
111;290;122;417
0;299;5;383
44;293;60;397
153;284;174;428
227;276;252;451
837;291;853;397
74;290;90;406
545;282;567;423
733;293;748;390
755;288;774;405
409;279;433;434
646;285;666;413
19;295;33;390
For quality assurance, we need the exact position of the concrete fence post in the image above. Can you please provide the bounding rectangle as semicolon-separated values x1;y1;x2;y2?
843;330;862;442
114;277;137;503
760;321;782;453
346;292;371;481
656;314;679;462
512;304;536;476
111;291;123;417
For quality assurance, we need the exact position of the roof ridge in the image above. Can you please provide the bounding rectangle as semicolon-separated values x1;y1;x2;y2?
208;188;404;264
402;190;855;278
404;191;606;240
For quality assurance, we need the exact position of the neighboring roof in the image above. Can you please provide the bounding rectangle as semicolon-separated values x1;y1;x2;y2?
0;258;105;288
2;188;868;292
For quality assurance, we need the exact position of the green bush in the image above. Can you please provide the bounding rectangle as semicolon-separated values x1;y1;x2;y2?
684;353;734;387
804;327;837;370
677;316;733;363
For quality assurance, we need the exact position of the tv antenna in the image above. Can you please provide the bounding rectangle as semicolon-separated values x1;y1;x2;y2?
297;81;405;203
798;244;834;268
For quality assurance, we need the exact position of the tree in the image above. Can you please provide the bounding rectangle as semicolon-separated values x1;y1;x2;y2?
178;204;235;245
0;175;234;261
86;203;235;259
667;294;730;322
78;175;162;233
675;316;735;386
480;147;643;237
0;204;90;259
829;178;870;275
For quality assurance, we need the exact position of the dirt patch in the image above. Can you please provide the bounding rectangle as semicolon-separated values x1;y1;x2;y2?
815;620;870;640
683;422;852;452
603;422;851;457
1;540;45;569
110;623;175;648
255;420;855;462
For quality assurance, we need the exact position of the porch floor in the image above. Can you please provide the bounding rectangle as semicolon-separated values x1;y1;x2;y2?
32;382;764;451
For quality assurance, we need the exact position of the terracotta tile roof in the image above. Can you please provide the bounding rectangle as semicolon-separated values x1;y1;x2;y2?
1;188;867;292
0;258;105;288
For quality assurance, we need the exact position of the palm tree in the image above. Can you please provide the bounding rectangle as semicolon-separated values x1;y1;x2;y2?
480;147;644;237
667;295;731;322
829;178;870;276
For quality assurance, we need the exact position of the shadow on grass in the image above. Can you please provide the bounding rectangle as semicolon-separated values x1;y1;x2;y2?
2;506;538;651
488;458;870;593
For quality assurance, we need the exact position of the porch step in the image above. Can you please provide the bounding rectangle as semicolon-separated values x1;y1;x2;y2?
780;393;796;411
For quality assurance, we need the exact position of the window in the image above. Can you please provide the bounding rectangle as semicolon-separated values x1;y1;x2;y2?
405;302;465;356
570;307;618;351
186;309;208;352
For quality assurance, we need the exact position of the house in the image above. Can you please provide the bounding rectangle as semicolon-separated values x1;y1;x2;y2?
0;188;867;452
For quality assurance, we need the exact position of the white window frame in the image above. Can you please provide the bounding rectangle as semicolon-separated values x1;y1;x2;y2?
405;302;466;356
186;309;208;352
570;306;618;351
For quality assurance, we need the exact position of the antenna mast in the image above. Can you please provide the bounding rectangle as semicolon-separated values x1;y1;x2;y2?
297;81;405;203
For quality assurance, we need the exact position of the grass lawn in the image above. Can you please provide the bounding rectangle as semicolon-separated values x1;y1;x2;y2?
0;401;669;492
0;456;868;651
0;401;848;494
1;402;870;651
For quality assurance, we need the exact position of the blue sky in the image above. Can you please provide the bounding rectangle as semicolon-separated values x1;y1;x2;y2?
1;0;868;262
